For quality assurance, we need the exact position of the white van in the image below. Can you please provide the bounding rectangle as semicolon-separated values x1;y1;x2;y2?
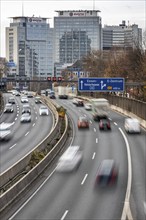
124;118;141;133
56;146;83;172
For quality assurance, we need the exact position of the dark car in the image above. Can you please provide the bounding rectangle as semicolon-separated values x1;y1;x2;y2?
99;118;111;130
76;99;84;107
95;160;118;187
49;94;56;99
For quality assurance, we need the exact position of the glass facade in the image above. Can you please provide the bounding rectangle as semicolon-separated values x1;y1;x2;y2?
54;10;102;64
6;17;54;78
103;21;142;50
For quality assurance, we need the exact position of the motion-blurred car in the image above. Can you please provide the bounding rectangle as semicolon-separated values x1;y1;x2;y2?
95;159;118;187
49;94;56;99
84;102;92;110
78;116;89;129
99;118;111;130
124;118;140;133
0;123;13;141
8;97;15;104
56;146;83;172
4;103;14;113
20;113;31;123
144;201;146;216
73;98;84;107
21;96;28;103
39;105;49;116
72;98;78;105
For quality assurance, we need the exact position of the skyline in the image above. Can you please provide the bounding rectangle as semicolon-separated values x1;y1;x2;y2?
1;0;146;57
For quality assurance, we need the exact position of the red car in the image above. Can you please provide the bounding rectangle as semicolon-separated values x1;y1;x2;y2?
99;118;111;130
78;116;89;129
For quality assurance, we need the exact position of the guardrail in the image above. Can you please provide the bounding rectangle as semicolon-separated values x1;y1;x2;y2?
0;114;69;212
0;97;58;189
0;96;70;212
0;94;145;217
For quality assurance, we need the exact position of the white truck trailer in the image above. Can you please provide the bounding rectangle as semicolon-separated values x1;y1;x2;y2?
58;86;68;99
91;98;109;121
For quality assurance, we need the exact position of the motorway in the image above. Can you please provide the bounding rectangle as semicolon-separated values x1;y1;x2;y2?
0;93;53;173
0;95;145;219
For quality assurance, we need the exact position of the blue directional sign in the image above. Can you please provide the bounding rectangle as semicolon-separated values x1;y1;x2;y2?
78;77;125;92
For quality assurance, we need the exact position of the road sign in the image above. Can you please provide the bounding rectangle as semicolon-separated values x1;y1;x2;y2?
78;77;125;92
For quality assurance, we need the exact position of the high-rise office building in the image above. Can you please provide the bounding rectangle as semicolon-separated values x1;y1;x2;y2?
54;10;102;66
103;20;142;50
6;16;54;79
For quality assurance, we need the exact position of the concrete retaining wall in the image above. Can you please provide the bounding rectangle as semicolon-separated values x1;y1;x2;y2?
0;114;69;212
0;97;58;188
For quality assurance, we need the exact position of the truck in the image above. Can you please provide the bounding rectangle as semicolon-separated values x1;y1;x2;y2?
58;86;68;99
91;98;109;121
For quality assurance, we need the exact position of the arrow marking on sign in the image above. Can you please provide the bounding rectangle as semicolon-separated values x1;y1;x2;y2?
100;80;106;90
80;80;83;90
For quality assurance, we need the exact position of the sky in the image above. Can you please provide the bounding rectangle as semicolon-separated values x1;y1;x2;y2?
0;0;146;57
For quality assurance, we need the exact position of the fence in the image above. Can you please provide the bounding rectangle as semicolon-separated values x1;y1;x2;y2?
80;92;146;121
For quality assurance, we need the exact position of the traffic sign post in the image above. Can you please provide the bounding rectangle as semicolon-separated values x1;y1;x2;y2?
78;77;125;92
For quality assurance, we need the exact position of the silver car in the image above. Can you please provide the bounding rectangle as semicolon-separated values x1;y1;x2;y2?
4;103;14;113
39;105;49;116
0;123;13;141
56;146;83;172
20;113;31;123
21;96;29;103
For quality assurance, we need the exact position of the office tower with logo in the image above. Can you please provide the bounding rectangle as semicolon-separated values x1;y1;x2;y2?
54;10;102;65
6;16;54;79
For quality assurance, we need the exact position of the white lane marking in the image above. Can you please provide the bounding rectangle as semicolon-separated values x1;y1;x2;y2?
9;144;16;149
92;152;96;160
8;169;56;220
119;127;133;220
84;114;86;117
61;210;69;220
33;123;35;127
94;128;96;132
90;120;92;124
114;122;117;126
25;132;29;136
36;117;37;120
144;201;146;215
81;174;88;185
17;114;19;117
15;118;17;121
96;138;98;143
109;117;112;121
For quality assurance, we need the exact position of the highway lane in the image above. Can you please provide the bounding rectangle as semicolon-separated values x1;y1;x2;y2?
8;98;129;219
108;109;146;219
0;93;53;173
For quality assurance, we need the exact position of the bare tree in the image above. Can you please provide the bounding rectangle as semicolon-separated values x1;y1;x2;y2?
82;50;106;77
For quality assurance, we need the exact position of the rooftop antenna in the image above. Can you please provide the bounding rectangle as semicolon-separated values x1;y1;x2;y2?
93;0;95;10
22;0;24;16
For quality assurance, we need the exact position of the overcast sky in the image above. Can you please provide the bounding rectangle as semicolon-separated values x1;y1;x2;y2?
0;0;146;57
